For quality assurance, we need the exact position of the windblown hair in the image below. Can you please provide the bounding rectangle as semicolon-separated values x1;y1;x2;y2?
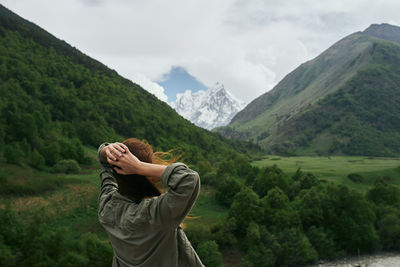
113;138;176;203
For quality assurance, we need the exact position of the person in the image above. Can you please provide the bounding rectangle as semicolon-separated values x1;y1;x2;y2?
98;138;204;267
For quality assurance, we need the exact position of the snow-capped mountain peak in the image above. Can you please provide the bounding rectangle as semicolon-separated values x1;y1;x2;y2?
170;83;246;130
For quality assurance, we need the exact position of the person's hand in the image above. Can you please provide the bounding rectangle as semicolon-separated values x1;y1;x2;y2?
102;141;166;178
103;142;127;161
107;147;142;175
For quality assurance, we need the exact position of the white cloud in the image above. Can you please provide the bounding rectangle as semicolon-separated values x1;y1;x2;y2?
2;0;400;102
131;73;168;102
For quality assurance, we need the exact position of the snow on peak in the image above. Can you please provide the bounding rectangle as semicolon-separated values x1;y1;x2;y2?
170;83;246;130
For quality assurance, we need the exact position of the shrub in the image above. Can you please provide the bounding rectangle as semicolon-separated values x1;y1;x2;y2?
3;144;22;165
200;171;217;186
83;233;113;267
212;229;237;249
215;175;242;206
276;228;318;266
366;180;400;206
252;165;290;197
57;251;89;267
197;161;213;176
0;170;6;184
53;159;81;174
58;137;85;163
240;244;275;267
376;176;394;183
375;208;400;250
29;149;46;169
0;205;23;247
185;223;211;249
229;187;261;236
197;241;223;267
347;173;365;183
306;226;341;260
0;238;15;267
41;141;61;166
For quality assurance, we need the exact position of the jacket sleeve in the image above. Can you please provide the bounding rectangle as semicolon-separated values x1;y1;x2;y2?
146;163;200;229
97;143;118;213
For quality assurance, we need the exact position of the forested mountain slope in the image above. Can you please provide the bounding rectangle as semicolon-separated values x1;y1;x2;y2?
216;24;400;156
0;4;255;168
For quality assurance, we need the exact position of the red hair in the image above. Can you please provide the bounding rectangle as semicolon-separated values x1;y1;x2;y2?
113;138;177;203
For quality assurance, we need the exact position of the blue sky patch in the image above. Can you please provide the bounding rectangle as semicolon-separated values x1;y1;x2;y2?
158;66;208;102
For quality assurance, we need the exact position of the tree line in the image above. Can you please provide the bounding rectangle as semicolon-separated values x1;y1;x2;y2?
185;155;400;266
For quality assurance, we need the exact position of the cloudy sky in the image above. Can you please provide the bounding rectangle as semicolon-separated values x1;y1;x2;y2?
2;0;399;103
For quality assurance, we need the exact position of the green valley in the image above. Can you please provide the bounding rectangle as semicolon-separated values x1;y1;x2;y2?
252;155;400;191
1;3;400;267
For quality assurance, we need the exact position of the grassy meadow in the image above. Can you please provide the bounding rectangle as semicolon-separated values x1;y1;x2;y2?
188;186;229;224
0;146;227;239
252;155;400;191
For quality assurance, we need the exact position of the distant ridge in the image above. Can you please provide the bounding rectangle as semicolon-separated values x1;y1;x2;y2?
216;23;400;156
364;23;400;44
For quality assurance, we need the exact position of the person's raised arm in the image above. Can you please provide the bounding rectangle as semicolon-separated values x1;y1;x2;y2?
152;163;200;228
106;146;200;229
98;142;128;213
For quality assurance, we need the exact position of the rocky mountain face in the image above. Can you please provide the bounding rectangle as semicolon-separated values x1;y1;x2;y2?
216;23;400;156
170;83;246;130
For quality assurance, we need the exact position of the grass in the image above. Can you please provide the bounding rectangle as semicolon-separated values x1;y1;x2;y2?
252;155;400;191
0;147;105;238
1;146;226;238
1;167;102;229
188;185;229;225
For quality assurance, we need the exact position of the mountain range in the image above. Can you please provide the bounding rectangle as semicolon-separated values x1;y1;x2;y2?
216;23;400;156
170;83;246;130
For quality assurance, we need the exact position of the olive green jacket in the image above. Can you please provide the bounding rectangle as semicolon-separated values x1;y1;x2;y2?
98;144;204;267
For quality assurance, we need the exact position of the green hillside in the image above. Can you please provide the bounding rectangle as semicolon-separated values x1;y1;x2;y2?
267;40;400;156
216;24;400;156
0;4;256;169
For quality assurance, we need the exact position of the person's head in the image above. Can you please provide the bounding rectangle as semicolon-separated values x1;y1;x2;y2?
113;138;172;203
